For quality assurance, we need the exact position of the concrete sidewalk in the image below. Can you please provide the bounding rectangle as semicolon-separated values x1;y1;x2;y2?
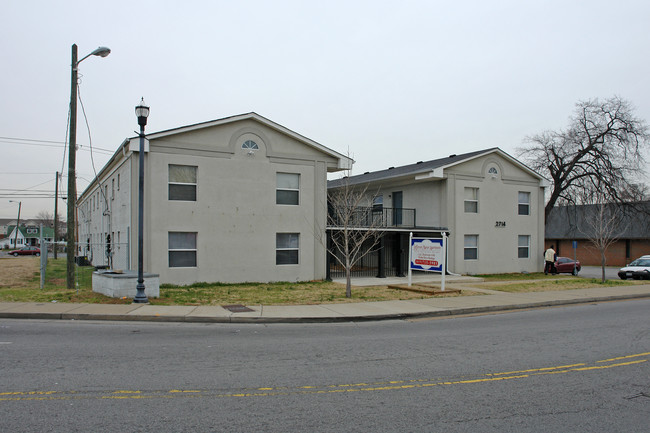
1;278;649;324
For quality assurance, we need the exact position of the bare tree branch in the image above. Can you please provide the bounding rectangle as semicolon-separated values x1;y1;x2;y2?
518;96;649;219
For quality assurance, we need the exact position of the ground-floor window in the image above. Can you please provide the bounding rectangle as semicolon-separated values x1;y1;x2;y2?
464;235;478;260
518;235;530;258
276;233;299;265
169;232;197;267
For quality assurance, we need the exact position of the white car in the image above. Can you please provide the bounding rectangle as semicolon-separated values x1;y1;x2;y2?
618;256;650;280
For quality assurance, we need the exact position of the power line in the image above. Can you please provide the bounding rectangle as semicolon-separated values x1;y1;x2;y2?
0;136;115;154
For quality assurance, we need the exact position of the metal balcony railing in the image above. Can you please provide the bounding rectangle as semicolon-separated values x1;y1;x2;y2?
328;206;416;228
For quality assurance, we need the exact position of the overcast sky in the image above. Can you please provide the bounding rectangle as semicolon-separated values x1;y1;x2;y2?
2;0;650;218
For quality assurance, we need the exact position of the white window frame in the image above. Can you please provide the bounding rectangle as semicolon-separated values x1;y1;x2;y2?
518;191;530;216
276;233;300;265
518;235;530;259
464;234;478;260
168;232;197;268
464;187;479;213
169;165;198;201
276;173;300;205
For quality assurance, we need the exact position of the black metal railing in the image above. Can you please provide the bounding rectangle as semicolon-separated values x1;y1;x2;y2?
328;206;416;228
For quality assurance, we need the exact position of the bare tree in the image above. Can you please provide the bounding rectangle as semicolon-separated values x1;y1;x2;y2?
34;210;54;228
327;177;384;298
518;96;649;219
577;188;627;282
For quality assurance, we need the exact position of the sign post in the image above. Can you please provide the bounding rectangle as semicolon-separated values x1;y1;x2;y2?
408;233;447;291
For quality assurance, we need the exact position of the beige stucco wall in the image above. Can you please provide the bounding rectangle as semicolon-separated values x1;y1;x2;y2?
129;118;337;284
445;155;544;274
78;157;132;270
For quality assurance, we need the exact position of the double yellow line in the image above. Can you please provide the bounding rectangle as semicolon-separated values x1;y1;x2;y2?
1;351;647;402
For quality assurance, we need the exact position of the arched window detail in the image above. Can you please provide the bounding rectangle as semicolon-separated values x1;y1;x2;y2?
242;140;259;150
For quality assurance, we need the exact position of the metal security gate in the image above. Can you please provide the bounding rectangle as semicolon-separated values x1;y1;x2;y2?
328;232;409;279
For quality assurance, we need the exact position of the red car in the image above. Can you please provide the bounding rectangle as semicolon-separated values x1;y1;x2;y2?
553;257;581;275
8;246;41;257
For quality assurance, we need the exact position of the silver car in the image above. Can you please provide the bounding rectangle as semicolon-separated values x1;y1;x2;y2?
618;256;650;280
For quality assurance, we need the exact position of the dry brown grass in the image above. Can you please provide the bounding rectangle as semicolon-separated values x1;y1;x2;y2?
0;257;39;289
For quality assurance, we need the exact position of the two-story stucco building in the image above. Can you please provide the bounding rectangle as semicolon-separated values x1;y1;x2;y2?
327;148;548;276
77;113;352;285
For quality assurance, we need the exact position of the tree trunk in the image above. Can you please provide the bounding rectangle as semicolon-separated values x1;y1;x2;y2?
346;271;352;298
600;252;607;283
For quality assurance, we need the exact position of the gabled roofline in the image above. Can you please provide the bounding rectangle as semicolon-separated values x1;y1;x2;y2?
329;147;549;188
80;113;353;201
129;112;353;170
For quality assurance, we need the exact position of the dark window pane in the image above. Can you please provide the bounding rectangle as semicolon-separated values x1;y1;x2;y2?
276;250;299;265
276;190;299;205
518;247;529;258
464;248;478;260
464;201;478;213
169;184;196;201
169;251;197;267
518;204;529;215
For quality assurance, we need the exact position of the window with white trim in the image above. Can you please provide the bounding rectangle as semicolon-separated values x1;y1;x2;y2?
276;233;299;265
168;232;197;267
464;187;478;213
464;235;478;260
518;235;530;258
276;173;300;205
518;191;530;215
169;165;197;201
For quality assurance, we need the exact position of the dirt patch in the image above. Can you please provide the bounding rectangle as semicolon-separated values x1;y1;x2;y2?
0;257;39;288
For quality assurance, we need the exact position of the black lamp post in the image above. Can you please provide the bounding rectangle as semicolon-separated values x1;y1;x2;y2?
134;98;150;303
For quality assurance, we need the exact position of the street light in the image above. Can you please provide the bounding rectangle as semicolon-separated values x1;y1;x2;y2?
9;200;21;248
134;98;150;303
67;44;110;290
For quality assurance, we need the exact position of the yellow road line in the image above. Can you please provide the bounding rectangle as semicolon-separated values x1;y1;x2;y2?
1;353;647;402
597;352;650;363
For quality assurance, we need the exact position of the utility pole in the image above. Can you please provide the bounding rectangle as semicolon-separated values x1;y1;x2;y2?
67;44;78;289
54;171;59;259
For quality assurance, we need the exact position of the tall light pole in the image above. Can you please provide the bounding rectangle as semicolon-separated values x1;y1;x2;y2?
67;44;111;290
9;200;21;248
134;98;150;303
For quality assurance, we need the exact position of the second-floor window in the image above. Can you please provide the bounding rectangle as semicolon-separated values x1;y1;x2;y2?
169;165;197;201
277;173;300;205
464;187;478;213
518;191;530;215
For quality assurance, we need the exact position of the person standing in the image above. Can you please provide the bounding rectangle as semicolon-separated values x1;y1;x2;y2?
544;245;557;275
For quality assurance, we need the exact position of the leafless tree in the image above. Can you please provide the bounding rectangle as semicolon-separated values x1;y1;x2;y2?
518;96;649;220
576;187;628;282
34;210;54;228
327;176;384;298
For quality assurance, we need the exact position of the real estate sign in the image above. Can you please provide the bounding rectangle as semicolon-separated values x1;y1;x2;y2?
408;233;447;290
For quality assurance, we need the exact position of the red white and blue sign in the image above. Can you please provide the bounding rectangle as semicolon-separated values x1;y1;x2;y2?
410;237;444;272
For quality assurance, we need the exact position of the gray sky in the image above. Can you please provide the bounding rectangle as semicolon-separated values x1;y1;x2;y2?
2;0;650;218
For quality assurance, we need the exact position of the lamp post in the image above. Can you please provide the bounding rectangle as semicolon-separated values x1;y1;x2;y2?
66;44;111;290
9;200;21;248
134;98;150;303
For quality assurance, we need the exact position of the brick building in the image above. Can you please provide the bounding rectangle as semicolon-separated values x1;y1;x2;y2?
545;202;650;266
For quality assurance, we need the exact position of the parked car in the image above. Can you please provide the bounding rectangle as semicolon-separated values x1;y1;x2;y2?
618;256;650;280
8;246;41;257
554;257;581;275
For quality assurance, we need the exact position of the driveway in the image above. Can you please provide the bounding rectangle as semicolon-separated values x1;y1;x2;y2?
578;265;620;280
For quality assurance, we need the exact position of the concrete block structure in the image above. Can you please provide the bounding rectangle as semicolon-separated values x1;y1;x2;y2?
77;113;352;285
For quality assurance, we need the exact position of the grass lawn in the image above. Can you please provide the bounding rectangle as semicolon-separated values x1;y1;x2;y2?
0;258;637;305
0;258;443;306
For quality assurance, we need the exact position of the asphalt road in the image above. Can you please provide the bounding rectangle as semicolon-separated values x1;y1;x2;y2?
1;299;648;432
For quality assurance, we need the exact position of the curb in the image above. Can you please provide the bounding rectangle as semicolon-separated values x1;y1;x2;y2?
1;292;649;324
